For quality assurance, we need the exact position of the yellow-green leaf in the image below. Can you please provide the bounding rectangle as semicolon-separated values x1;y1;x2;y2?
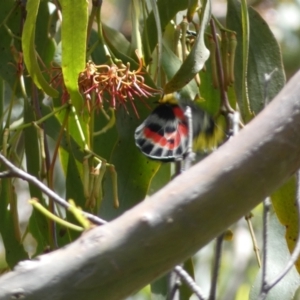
22;0;58;98
58;0;88;113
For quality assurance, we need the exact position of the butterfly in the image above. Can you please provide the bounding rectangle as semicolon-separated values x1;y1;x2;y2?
134;100;215;162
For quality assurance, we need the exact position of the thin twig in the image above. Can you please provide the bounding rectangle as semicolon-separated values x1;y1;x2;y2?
258;173;300;299
258;197;271;300
174;265;206;300
167;271;181;300
229;106;262;268
209;233;225;300
0;153;107;225
210;18;234;114
245;213;262;268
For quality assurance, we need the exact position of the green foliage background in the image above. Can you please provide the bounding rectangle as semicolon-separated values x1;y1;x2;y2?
0;0;299;299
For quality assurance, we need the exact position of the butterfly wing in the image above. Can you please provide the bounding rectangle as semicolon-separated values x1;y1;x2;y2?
135;104;189;162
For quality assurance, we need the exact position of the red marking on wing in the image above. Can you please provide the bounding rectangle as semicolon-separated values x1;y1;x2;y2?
143;123;188;150
172;106;186;120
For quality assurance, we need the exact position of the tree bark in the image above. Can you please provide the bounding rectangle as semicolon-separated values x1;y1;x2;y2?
1;71;300;300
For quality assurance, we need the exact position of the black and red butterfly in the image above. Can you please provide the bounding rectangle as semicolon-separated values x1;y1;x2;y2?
134;100;215;162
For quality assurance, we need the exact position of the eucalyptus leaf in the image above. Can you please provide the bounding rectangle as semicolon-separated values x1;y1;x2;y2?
24;99;50;254
0;177;28;268
99;103;161;221
22;0;58;98
271;176;300;273
58;0;88;112
161;41;199;99
226;0;285;120
164;0;211;94
142;0;189;63
0;0;22;96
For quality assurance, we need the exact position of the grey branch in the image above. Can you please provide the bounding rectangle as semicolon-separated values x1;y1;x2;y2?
174;266;206;300
1;71;300;299
0;154;107;226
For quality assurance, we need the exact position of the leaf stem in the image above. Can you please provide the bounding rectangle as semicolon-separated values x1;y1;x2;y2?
30;198;84;232
209;18;234;114
209;233;224;300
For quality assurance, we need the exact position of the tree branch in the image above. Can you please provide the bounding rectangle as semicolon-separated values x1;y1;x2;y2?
1;71;300;300
0;155;107;226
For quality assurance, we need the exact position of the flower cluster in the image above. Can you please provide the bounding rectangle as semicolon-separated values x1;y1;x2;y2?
78;54;161;117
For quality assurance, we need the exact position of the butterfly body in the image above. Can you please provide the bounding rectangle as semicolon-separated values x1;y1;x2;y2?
135;101;215;162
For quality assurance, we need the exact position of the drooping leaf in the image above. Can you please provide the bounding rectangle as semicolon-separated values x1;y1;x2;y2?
22;0;58;98
35;1;56;67
151;273;168;300
56;151;82;247
226;0;285;121
186;0;199;22
41;104;84;163
271;176;300;273
99;103;161;220
65;147;85;210
142;0;189;63
0;176;28;268
163;0;211;94
131;0;144;57
24;98;50;255
102;25;131;59
0;0;22;96
161;41;199;99
147;163;171;196
58;0;88;113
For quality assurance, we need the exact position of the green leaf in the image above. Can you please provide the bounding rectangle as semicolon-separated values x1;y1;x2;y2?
24;99;50;254
240;0;251;120
142;0;189;63
65;149;85;209
0;0;22;95
55;151;82;247
22;0;58;98
161;41;199;99
199;60;237;117
147;163;171;195
226;0;285;120
227;0;251;121
99;104;161;220
271;176;300;273
35;1;56;67
199;61;222;115
187;0;199;22
102;25;131;59
0;177;28;268
163;0;211;94
58;0;88;112
41;104;84;163
249;206;300;300
151;273;168;300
